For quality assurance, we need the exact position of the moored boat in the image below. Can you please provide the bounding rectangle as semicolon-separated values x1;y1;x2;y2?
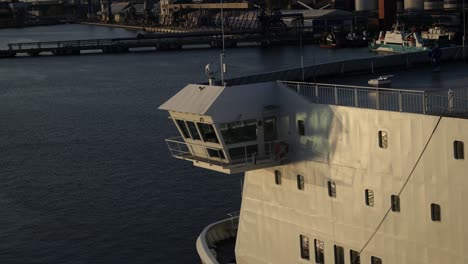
369;23;429;53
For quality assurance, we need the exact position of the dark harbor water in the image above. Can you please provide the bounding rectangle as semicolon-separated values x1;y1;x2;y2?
0;24;376;264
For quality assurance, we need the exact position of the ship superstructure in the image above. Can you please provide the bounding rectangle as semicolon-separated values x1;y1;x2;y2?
159;48;468;264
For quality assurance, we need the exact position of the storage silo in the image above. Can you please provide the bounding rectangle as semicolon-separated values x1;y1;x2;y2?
443;0;458;9
424;0;443;9
404;0;424;10
355;0;378;11
397;0;404;11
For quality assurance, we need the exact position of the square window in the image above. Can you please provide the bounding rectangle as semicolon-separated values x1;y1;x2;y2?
274;170;282;185
350;250;360;264
391;195;400;212
334;245;344;264
207;148;225;159
297;175;305;190
371;256;382;264
314;239;325;264
298;120;305;136
378;130;388;149
365;189;374;207
197;123;219;143
431;203;441;221
454;141;464;160
300;235;310;260
328;180;336;198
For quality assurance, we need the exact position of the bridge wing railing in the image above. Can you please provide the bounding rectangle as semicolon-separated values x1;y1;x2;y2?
280;81;428;114
280;81;468;117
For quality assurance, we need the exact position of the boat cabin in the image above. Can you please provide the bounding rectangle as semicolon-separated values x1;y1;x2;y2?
159;83;289;174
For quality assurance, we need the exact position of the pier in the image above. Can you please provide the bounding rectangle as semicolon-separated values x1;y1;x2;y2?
0;28;308;58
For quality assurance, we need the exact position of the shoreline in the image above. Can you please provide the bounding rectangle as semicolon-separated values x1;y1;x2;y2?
79;22;190;33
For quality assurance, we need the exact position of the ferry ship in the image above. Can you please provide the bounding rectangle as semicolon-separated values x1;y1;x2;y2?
160;46;468;264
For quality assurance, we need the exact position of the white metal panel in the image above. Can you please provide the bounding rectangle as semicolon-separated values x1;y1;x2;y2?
158;84;224;115
235;85;468;264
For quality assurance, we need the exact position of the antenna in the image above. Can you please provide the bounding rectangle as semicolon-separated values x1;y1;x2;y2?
205;63;217;85
220;0;226;86
299;17;304;81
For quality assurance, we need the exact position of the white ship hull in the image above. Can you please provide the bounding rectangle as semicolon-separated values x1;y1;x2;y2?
235;86;468;263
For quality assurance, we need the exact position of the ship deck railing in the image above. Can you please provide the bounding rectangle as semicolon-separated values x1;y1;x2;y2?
279;81;468;117
165;137;289;173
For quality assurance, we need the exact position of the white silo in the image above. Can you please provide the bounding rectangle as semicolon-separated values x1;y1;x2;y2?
397;0;404;12
404;0;424;10
424;0;443;9
355;0;378;11
444;0;458;9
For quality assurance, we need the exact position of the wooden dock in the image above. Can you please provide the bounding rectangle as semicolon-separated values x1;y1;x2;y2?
0;29;311;59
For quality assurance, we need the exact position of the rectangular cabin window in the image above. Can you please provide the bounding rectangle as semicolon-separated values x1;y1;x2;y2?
300;235;310;260
186;121;201;140
378;130;388;149
298;120;305;136
197;123;219;144
206;148;225;159
219;119;257;145
454;141;464;159
314;239;325;264
328;180;336;198
297;175;305;190
350;250;360;264
228;145;258;160
431;203;441;221
176;120;191;139
263;117;278;142
391;195;400;212
334;245;344;264
274;170;282;185
371;256;382;264
365;189;374;207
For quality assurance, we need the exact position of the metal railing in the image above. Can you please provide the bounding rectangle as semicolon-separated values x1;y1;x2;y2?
280;81;468;117
165;137;288;168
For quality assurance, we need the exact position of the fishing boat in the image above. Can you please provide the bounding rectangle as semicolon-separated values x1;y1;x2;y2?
369;23;429;53
422;25;456;47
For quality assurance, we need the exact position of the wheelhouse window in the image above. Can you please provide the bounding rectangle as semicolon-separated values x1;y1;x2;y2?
197;123;219;143
228;145;258;160
334;245;344;264
207;148;225;159
176;119;190;139
454;140;464;159
275;170;282;185
297;175;305;190
314;239;325;264
264;117;277;142
219;119;257;145
298;120;305;136
186;121;201;140
300;235;310;260
350;250;360;264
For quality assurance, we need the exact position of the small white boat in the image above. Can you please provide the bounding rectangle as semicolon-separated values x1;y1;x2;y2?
368;75;394;87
